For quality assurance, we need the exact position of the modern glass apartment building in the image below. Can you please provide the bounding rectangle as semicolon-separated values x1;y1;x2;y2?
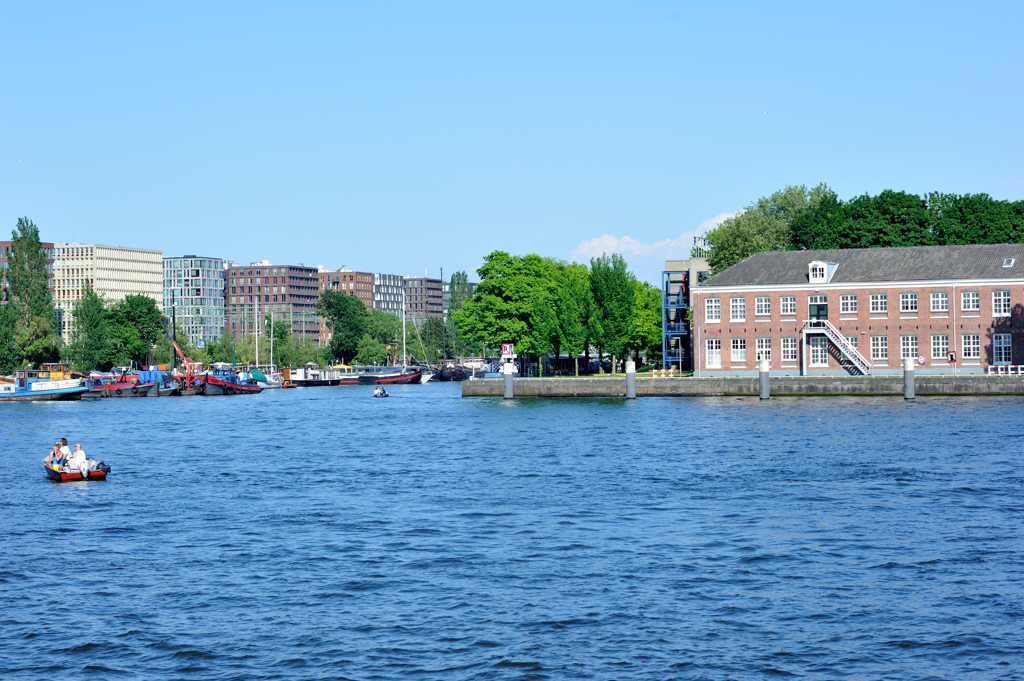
163;255;226;348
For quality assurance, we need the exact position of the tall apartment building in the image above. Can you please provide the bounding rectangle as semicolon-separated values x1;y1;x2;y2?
225;262;319;342
373;273;405;314
317;269;373;344
163;255;226;349
53;243;163;341
1;240;55;302
404;277;444;321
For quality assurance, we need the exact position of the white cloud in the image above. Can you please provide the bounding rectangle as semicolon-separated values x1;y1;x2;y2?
569;212;736;284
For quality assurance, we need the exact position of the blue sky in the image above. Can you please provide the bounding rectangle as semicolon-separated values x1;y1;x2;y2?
3;1;1022;284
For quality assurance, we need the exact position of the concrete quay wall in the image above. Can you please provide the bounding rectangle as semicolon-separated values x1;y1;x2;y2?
461;375;1024;397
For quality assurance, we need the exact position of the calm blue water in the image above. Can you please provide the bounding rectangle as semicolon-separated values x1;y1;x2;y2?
1;383;1021;680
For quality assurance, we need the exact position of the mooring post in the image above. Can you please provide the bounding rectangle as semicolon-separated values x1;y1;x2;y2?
625;360;636;399
903;357;915;400
503;360;514;399
759;359;770;399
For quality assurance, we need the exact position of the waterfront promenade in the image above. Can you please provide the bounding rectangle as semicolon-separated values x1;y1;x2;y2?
462;374;1024;397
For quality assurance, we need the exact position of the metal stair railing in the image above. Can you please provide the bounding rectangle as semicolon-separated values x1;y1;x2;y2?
803;319;872;375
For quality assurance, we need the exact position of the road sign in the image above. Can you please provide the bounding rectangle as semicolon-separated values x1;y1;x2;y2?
501;343;514;358
947;351;956;363
918;354;926;366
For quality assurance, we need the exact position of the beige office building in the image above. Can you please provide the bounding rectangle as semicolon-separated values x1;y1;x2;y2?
54;243;163;341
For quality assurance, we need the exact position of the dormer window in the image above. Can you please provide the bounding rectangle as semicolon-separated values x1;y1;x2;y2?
809;261;827;282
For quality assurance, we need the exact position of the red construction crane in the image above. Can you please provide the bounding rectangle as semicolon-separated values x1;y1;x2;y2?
171;340;202;391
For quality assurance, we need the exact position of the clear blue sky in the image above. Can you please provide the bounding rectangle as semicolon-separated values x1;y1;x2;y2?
3;1;1022;284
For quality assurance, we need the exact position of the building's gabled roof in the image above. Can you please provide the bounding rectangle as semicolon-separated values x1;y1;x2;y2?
701;244;1024;287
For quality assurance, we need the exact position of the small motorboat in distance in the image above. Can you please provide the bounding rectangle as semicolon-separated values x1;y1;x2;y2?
43;459;111;482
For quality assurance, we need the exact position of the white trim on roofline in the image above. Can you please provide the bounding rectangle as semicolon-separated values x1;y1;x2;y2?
696;277;1024;294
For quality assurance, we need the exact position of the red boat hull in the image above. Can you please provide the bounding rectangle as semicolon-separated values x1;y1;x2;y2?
44;465;107;482
83;382;158;398
199;375;263;395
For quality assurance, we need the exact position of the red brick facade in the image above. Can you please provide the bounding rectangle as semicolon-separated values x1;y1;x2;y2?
692;283;1024;375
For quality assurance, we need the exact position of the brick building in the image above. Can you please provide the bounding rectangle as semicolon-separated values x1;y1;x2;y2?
317;269;373;344
404;277;444;321
225;262;319;342
691;244;1024;376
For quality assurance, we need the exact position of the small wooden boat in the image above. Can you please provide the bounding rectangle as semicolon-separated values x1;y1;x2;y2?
43;460;110;482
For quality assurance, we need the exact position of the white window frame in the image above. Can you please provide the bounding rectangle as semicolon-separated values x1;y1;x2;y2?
962;334;980;359
731;337;747;363
706;338;721;368
730;297;746;322
705;297;721;323
900;292;918;313
870;293;887;314
755;337;771;362
780;296;796;316
781;337;797;362
870;335;888;361
961;291;980;312
900;334;919;360
994;333;1012;364
840;294;858;314
809;336;828;366
755;296;771;316
809;262;826;282
930;291;949;313
931;334;949;359
993;290;1011;317
844;335;858;349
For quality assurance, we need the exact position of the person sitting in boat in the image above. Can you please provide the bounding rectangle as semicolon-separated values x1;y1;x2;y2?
374;385;386;397
45;442;66;470
59;438;71;460
69;443;90;477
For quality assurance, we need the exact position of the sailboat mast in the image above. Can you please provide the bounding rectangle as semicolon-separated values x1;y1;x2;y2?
402;286;407;370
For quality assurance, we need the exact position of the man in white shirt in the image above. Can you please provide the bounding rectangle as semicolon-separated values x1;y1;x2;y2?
70;442;89;478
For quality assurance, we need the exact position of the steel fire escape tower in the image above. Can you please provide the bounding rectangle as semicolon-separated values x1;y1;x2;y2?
661;269;690;372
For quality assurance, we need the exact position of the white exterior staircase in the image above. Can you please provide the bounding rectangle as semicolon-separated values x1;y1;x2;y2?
802;319;872;375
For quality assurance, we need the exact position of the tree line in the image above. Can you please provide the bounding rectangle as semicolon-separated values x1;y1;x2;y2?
703;185;1024;273
450;251;662;374
4;217;664;376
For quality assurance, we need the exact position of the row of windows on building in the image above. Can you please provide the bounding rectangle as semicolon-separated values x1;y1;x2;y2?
705;291;1014;322
705;333;1010;367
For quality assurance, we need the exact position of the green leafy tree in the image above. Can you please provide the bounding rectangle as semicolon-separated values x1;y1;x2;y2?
67;282;113;372
6;217;61;364
355;333;388;365
446;270;477;359
206;333;237;365
0;304;16;374
590;253;635;373
926;192;1024;245
705;184;835;273
317;290;370;363
453;251;558;373
107;295;163;365
627;280;663;365
367;309;401;346
552;262;593;376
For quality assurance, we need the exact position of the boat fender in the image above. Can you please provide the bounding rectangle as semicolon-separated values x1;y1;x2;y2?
115;388;123;396
131;386;138;395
